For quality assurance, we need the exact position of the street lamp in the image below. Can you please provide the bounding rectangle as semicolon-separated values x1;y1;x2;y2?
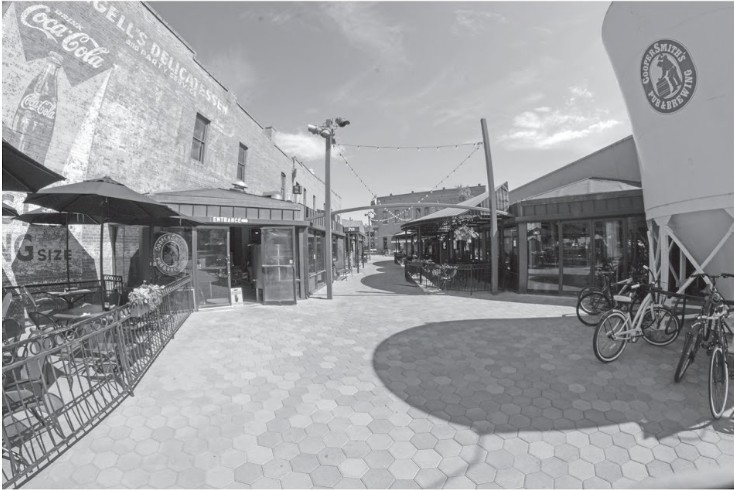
308;117;350;300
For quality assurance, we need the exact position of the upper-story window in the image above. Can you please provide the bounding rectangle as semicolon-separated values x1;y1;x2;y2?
191;113;209;162
415;208;421;219
280;172;286;198
237;143;248;180
313;195;317;211
303;187;307;208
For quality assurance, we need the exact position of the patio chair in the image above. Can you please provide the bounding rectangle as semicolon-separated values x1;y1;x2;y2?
3;318;25;345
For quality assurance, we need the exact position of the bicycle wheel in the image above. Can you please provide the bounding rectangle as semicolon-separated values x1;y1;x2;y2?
708;345;729;419
674;322;703;382
577;290;611;327
593;310;628;363
641;305;680;346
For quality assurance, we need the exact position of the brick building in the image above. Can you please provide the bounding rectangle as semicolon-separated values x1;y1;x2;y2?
373;185;486;253
2;1;342;305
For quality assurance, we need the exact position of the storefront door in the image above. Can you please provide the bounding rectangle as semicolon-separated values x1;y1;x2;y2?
561;221;592;293
261;227;297;305
195;227;231;308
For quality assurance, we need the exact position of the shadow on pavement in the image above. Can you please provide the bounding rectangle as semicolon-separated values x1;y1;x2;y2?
372;317;733;440
360;260;426;296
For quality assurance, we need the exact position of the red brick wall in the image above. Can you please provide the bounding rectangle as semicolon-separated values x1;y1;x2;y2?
2;1;339;287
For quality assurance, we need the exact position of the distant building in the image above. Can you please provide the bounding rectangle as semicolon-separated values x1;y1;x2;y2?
374;185;486;253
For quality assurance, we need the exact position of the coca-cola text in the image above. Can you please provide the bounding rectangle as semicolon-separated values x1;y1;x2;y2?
20;93;56;120
21;5;109;69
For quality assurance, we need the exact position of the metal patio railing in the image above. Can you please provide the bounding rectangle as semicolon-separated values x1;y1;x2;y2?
2;276;194;488
405;260;492;294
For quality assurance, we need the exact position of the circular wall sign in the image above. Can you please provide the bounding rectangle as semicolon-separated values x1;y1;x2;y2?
153;232;189;276
641;39;696;114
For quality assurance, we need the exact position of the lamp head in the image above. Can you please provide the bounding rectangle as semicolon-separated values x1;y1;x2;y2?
335;118;350;128
307;124;320;135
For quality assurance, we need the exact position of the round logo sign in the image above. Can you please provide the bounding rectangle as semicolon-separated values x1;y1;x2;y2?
641;39;696;114
153;233;189;276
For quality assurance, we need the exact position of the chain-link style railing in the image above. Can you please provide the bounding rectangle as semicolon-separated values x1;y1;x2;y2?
2;276;194;488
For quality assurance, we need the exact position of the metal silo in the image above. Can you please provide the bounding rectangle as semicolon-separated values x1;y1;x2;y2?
602;2;734;298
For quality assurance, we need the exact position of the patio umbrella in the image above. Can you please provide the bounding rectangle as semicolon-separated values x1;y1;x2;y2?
24;176;178;284
2;203;18;217
14;210;100;283
2;139;65;192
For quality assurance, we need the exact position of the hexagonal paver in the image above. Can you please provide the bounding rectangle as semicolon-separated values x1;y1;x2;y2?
388;458;420;480
496;467;525;488
529;441;554;459
436;439;463;458
311;465;342;487
621;460;649;481
339;458;370;478
415;468;448;488
318;447;347;466
234;462;263;484
206;467;235;487
281;472;313;489
466;462;498;485
262;458;291;479
390;441;418;459
362;468;396;488
486;449;514;470
412;448;441;468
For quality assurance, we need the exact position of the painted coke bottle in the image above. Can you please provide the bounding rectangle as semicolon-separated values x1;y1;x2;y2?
12;51;63;163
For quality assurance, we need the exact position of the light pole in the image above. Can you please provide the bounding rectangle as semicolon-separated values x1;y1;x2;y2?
308;118;350;300
365;211;375;260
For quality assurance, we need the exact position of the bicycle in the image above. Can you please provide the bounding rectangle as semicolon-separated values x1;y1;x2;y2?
593;265;680;363
674;273;733;383
576;269;641;327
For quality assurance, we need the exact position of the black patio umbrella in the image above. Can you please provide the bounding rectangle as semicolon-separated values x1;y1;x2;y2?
14;210;100;284
2;139;65;192
24;176;178;284
2;203;19;217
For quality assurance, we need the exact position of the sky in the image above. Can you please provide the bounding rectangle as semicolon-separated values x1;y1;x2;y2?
150;1;632;223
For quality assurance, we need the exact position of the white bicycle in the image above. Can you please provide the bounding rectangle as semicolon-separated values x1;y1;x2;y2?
593;266;680;363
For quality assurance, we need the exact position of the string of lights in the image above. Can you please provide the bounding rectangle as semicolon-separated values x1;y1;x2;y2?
334;142;482;224
413;144;483;206
335;150;379;203
341;142;482;151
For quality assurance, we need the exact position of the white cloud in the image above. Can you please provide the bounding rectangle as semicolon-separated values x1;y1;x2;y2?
452;9;508;37
272;131;345;163
320;3;407;66
499;85;621;150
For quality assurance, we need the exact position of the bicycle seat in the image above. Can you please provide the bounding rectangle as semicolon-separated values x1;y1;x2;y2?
614;295;633;303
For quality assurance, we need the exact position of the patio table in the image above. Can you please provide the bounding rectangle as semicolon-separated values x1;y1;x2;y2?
51;304;104;326
47;289;95;309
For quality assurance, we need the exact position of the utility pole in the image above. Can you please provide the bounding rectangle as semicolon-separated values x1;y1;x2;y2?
481;118;499;294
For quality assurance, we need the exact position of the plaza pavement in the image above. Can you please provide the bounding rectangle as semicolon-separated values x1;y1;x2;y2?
27;258;734;488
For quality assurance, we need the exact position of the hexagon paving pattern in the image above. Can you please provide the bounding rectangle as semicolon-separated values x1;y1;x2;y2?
26;259;734;488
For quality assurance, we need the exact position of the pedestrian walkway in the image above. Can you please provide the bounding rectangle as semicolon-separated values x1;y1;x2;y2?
27;258;734;488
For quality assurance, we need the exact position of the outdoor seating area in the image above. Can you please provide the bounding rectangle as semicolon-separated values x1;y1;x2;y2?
2;276;194;488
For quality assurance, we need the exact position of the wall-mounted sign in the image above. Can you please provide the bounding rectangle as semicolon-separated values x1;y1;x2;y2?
641;39;696;114
153;232;189;276
208;217;249;224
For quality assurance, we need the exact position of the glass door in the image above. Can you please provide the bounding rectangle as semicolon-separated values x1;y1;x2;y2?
261;227;297;305
195;227;231;308
561;221;592;293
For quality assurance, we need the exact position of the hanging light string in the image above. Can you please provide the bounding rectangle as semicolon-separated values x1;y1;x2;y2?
341;142;482;151
334;142;481;223
335;150;379;204
413;144;483;207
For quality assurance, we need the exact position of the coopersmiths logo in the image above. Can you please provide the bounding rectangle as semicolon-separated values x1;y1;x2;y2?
641;39;696;114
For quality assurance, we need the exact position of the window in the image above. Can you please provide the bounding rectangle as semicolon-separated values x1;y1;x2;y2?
303;188;307;209
313;195;316;211
280;172;286;198
237;143;248;180
191;113;209;162
415;208;421;219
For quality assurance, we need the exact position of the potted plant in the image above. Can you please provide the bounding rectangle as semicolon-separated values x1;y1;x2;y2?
127;282;165;317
